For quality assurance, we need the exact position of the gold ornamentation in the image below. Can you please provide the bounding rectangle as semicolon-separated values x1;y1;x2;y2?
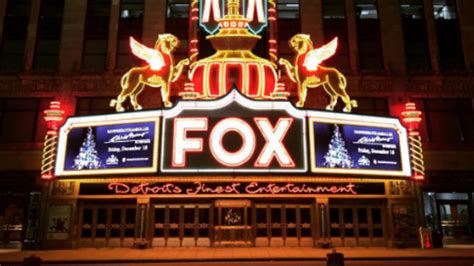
409;133;425;179
41;101;64;180
279;34;357;112
41;132;58;179
110;34;189;111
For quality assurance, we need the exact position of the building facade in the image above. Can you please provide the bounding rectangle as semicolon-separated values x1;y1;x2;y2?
0;0;473;249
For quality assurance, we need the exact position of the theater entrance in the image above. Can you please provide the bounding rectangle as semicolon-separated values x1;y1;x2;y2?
77;202;138;248
329;201;388;247
438;201;472;241
214;200;253;246
75;198;391;248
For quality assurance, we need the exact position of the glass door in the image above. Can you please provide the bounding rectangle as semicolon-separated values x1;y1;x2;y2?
78;203;137;247
214;200;253;246
438;202;472;239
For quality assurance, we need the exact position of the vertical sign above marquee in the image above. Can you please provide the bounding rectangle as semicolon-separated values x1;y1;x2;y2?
55;112;161;176
200;0;268;35
308;111;412;177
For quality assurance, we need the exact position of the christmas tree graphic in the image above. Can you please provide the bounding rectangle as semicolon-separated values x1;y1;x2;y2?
323;124;354;168
73;127;102;170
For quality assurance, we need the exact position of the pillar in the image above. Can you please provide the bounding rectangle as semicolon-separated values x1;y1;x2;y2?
188;0;199;63
378;0;406;76
59;0;88;74
300;0;324;46
316;197;330;242
456;0;474;72
268;0;278;63
346;0;359;74
422;0;440;74
0;0;8;45
143;0;166;47
106;0;120;71
135;197;150;248
24;0;41;72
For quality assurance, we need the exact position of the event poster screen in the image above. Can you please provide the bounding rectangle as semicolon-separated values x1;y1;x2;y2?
57;120;159;176
310;119;409;176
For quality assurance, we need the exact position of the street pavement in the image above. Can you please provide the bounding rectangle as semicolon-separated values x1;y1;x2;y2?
1;246;474;265
2;260;474;266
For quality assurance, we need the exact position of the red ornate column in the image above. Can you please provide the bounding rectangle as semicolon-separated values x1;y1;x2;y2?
401;102;425;181
268;0;278;63
41;101;65;180
189;0;200;63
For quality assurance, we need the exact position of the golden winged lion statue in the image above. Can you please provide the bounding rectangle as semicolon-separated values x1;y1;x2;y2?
110;34;189;112
279;34;357;112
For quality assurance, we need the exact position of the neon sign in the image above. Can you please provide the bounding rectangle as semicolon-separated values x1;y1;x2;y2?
54;90;412;178
160;90;308;173
199;0;268;35
105;182;360;195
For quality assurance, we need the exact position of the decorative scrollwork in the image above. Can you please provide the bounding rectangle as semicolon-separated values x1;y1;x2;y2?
41;131;58;179
409;134;425;179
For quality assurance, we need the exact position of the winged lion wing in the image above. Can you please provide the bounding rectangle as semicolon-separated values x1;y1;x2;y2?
303;37;338;71
130;37;165;71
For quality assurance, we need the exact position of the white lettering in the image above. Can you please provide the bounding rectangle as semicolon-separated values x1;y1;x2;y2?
172;118;207;167
202;0;221;23
254;118;295;167
246;0;266;23
209;118;256;167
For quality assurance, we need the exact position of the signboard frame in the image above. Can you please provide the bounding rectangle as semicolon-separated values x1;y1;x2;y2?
55;111;161;177
160;90;309;174
308;111;411;177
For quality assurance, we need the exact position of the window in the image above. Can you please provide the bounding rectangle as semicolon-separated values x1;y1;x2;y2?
277;0;301;43
356;0;378;19
277;0;300;19
82;0;111;71
323;0;349;71
352;97;389;116
166;0;189;55
323;0;346;19
33;0;64;71
0;98;51;143
433;0;464;72
117;0;144;70
0;0;31;72
356;0;383;71
76;97;116;115
414;98;472;144
167;0;189;18
400;0;432;73
433;0;457;20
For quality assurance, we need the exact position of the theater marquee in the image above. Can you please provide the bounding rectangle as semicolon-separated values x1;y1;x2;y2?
54;91;411;178
160;91;307;173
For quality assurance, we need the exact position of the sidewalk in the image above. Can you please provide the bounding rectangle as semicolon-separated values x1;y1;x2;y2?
1;246;474;263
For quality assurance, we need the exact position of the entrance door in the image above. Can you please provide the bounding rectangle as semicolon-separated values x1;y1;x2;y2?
329;205;387;247
151;204;212;247
78;203;137;247
254;203;315;247
214;200;253;246
438;201;472;239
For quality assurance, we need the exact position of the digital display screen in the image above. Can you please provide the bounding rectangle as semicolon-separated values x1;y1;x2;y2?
55;113;160;177
313;123;402;171
64;122;156;171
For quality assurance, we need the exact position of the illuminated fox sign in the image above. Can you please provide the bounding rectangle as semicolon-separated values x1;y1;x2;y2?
160;91;307;173
200;0;268;34
172;117;294;168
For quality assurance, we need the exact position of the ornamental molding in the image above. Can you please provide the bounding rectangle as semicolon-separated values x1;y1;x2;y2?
0;74;471;98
